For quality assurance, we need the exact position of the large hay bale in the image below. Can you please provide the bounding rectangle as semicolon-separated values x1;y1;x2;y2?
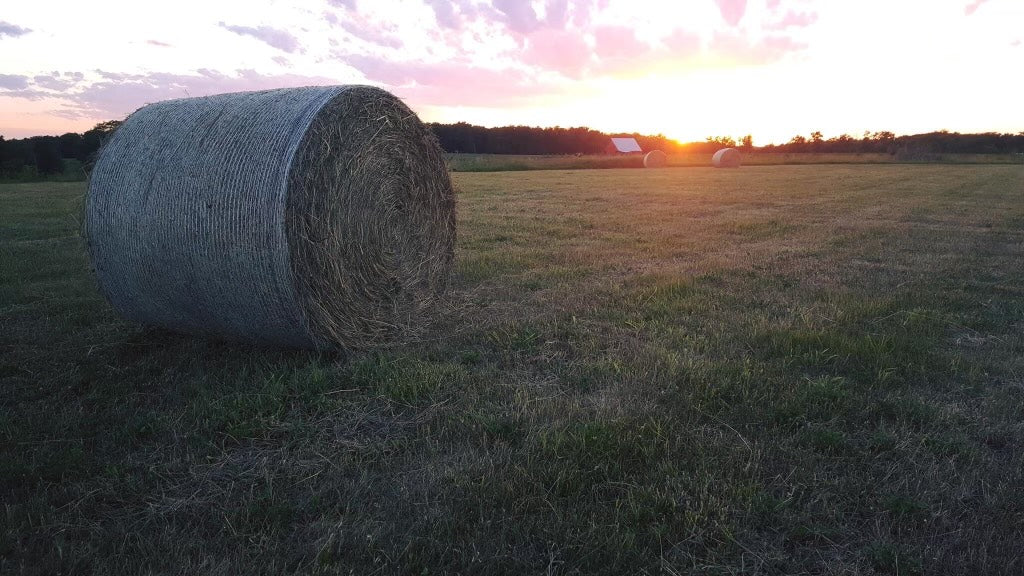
86;86;455;350
643;150;667;168
712;147;742;168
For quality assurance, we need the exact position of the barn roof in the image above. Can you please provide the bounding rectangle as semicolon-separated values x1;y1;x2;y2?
609;137;642;153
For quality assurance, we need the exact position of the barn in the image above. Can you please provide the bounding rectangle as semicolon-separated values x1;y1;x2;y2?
605;137;643;155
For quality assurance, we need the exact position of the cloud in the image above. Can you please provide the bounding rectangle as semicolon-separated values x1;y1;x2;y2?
147;39;173;47
0;74;30;90
663;28;701;55
709;30;805;66
424;0;463;29
965;0;989;15
544;0;569;27
33;73;80;91
492;0;541;34
218;22;301;53
766;10;818;30
569;0;610;27
334;13;404;49
714;0;748;27
343;53;552;107
523;29;591;77
3;69;339;121
0;21;32;38
327;0;357;9
594;25;649;60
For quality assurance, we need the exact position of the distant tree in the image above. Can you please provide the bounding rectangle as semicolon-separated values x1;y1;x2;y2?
786;135;807;152
79;120;123;162
58;132;82;160
33;137;64;175
809;131;823;151
1;138;33;177
740;135;753;150
706;136;737;148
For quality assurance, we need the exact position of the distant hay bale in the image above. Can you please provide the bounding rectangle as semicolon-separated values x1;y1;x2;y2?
712;147;742;168
86;86;455;350
643;150;667;168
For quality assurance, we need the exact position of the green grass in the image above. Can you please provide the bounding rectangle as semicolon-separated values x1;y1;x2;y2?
448;152;1024;172
2;165;1023;574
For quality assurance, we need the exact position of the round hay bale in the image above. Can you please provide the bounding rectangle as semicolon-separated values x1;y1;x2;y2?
86;86;455;350
712;147;742;168
643;150;667;168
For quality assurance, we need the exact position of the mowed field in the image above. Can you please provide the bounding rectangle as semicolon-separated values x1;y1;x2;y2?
2;165;1023;574
447;152;1024;172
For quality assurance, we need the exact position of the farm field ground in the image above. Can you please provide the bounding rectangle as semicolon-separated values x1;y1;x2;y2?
446;152;1024;172
2;165;1023;574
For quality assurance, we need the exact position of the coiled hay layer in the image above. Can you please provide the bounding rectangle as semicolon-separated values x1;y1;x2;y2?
712;147;742;168
643;150;667;168
86;86;455;350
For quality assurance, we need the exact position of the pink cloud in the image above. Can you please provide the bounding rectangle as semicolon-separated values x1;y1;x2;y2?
714;0;748;27
965;0;989;15
422;0;485;30
523;29;592;77
709;30;805;66
570;0;611;27
594;26;648;60
12;69;339;121
766;10;818;30
545;0;569;27
343;53;555;107
333;12;403;49
492;0;540;34
146;39;172;47
663;29;701;55
425;0;461;28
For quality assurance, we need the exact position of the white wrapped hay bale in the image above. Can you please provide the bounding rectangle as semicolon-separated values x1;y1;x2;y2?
86;86;455;350
643;150;667;168
712;147;742;168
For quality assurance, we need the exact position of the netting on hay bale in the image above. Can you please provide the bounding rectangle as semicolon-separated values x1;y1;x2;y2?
86;86;456;350
712;147;742;168
643;150;667;168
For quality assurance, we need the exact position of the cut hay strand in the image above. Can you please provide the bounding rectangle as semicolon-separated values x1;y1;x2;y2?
86;86;455;350
643;150;667;168
712;147;742;168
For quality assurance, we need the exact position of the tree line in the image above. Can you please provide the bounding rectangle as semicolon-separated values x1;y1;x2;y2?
3;121;1022;181
432;124;1024;156
0;121;122;180
761;130;1024;155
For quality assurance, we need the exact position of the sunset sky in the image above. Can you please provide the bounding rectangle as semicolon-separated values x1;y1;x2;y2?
1;0;1021;144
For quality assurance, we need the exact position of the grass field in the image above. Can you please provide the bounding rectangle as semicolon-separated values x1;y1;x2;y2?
447;152;1024;172
2;165;1023;574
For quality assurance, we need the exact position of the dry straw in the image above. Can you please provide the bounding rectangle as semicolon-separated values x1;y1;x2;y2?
86;86;456;350
643;150;667;168
712;147;742;168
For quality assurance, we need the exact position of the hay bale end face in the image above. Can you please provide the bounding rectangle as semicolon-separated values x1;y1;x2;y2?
86;86;456;350
712;147;742;168
643;150;667;168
